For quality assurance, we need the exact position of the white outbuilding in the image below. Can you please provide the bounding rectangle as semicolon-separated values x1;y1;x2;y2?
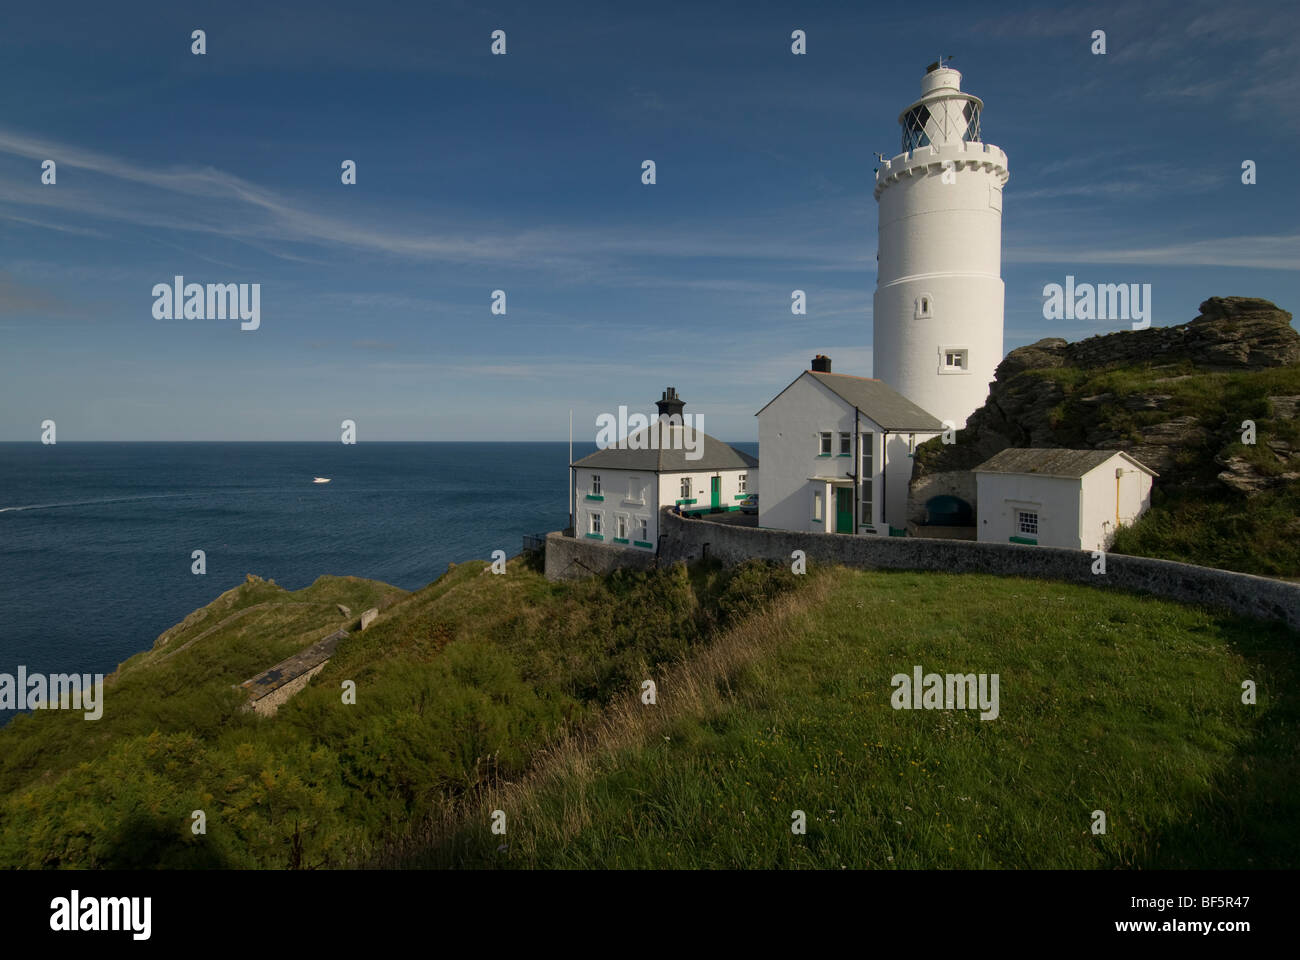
570;388;758;551
756;356;945;535
973;448;1156;552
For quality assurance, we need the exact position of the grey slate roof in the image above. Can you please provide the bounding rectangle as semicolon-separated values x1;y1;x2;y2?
757;371;945;431
973;447;1157;479
573;427;758;473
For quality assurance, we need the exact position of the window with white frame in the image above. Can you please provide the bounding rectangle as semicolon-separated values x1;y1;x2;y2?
819;432;832;456
591;474;602;495
839;432;851;456
590;512;602;535
680;477;691;500
617;514;628;539
861;433;874;524
627;476;642;502
915;294;933;319
1016;510;1038;536
738;473;747;493
637;517;648;540
941;348;969;372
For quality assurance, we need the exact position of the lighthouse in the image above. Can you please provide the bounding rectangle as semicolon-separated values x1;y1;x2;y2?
872;63;1010;430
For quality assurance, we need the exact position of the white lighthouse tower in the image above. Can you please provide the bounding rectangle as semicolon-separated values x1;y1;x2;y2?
872;63;1009;430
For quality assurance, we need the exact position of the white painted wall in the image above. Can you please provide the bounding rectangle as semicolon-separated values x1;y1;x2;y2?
976;453;1155;551
873;68;1009;431
1079;454;1155;552
757;374;888;535
976;473;1080;548
572;463;757;551
657;467;754;514
883;432;940;530
574;467;657;549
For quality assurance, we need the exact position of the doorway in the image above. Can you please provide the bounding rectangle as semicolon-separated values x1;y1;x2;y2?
835;487;853;534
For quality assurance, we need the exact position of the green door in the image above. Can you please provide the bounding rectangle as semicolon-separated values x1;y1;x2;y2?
835;487;853;534
711;476;721;509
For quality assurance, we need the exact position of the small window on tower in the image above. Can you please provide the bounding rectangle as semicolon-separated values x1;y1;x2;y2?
939;347;969;373
915;295;933;319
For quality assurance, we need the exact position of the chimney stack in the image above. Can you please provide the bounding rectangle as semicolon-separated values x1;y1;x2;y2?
655;386;685;423
811;355;832;373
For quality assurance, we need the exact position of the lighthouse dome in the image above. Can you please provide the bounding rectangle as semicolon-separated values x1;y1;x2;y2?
899;66;984;154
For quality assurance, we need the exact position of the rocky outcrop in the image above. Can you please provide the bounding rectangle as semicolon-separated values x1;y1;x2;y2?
912;297;1300;498
1216;394;1300;494
991;297;1299;377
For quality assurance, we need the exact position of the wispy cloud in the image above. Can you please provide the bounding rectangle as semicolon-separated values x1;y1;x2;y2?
0;124;871;282
1006;234;1300;270
1013;161;1224;201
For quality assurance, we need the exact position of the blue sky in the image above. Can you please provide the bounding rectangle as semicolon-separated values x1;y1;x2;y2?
2;0;1297;441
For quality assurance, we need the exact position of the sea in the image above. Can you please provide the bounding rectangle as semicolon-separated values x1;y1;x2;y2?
0;441;758;688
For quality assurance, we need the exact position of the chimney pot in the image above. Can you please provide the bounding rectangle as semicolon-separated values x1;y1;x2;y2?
655;386;686;423
811;355;832;373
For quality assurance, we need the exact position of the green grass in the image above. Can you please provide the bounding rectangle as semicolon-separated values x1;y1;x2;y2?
6;555;1294;870
1109;486;1300;576
0;555;796;868
423;568;1299;869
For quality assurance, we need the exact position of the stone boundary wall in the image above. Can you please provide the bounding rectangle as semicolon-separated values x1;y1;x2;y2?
541;510;1300;631
660;511;1300;630
544;532;658;581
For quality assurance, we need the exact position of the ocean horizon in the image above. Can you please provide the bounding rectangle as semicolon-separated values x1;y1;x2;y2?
0;441;758;697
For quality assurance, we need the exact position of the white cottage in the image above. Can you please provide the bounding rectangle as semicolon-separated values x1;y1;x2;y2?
570;388;758;551
756;356;944;535
973;448;1156;551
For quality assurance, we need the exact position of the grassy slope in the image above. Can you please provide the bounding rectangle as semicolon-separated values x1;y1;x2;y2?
5;553;1295;870
0;573;408;868
0;556;796;868
0;574;407;788
422;567;1299;869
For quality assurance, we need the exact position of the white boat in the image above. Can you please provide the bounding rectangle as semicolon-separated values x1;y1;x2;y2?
313;477;331;484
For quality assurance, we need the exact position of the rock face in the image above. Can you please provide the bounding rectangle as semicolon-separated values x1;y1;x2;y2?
996;298;1300;377
910;298;1299;519
1216;393;1300;494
